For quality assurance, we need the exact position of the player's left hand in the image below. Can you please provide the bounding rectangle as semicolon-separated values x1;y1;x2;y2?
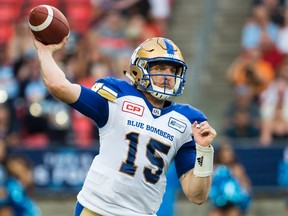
192;121;217;147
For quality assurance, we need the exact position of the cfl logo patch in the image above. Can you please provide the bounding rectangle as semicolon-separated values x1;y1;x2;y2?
122;101;144;116
152;108;161;116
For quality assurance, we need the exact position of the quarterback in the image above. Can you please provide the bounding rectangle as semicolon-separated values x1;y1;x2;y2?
33;36;217;216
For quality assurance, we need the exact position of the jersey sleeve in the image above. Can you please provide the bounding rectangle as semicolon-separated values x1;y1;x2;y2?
174;105;208;178
174;140;196;178
69;86;109;128
177;104;208;125
69;77;126;128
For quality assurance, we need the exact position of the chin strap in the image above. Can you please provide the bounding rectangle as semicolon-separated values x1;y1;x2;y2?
193;144;214;177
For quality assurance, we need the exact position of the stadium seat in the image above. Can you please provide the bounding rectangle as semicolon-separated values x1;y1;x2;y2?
0;24;14;44
0;5;21;23
25;0;61;16
27;0;60;7
65;4;93;35
0;0;24;5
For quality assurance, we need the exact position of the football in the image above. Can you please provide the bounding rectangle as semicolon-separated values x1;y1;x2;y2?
28;5;70;45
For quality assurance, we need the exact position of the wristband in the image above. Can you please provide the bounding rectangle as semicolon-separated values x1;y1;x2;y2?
193;144;214;177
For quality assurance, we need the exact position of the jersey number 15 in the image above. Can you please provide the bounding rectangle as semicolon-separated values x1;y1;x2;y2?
120;132;171;184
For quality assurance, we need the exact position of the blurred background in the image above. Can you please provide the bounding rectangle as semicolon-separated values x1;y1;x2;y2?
0;0;288;215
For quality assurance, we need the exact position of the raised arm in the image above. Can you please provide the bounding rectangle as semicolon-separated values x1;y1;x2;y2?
180;121;217;204
33;37;81;104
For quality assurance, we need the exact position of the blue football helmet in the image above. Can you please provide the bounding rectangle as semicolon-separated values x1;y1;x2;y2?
125;37;187;100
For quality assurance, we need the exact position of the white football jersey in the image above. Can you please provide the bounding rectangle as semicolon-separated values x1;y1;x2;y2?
70;77;207;216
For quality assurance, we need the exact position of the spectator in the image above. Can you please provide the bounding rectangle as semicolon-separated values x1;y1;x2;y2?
209;141;252;216
14;43;72;147
0;139;11;216
259;61;288;145
0;104;19;147
0;139;7;182
93;9;131;59
223;108;260;139
125;13;166;54
253;0;284;26
226;47;275;101
0;44;19;105
260;32;284;72
4;154;41;216
254;1;284;72
19;59;50;148
276;7;288;54
113;0;151;17
148;0;172;35
91;0;151;24
91;9;132;78
241;4;279;50
7;20;35;63
223;85;261;139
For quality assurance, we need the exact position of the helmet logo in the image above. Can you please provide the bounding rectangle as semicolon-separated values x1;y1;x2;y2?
163;38;175;55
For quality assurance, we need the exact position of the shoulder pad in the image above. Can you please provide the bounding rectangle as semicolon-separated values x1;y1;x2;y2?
91;82;117;102
91;77;130;102
175;104;207;124
91;77;136;101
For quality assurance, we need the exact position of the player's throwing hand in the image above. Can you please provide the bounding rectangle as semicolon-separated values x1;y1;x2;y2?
33;36;68;54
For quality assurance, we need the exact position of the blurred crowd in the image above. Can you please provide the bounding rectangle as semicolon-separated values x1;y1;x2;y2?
0;139;41;216
0;0;174;214
223;0;288;146
3;0;287;148
218;1;288;215
0;0;287;215
0;0;173;149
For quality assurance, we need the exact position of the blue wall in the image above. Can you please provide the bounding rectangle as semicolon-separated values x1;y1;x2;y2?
9;144;288;195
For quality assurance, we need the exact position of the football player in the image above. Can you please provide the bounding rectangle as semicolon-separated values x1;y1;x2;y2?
33;36;217;216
